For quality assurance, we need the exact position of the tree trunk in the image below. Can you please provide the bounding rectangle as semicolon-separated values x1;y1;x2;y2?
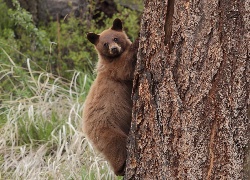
125;0;249;179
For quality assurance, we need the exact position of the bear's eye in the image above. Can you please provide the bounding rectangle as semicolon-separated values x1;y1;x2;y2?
104;43;108;47
113;38;118;42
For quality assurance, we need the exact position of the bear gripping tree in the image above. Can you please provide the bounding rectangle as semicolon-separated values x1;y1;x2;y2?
125;0;249;179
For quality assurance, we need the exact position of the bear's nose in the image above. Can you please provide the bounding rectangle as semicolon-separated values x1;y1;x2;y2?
111;47;118;53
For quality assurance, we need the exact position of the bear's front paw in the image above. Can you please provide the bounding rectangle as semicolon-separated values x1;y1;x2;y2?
131;38;139;51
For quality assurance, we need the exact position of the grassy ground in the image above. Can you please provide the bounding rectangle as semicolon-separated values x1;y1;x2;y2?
0;51;120;179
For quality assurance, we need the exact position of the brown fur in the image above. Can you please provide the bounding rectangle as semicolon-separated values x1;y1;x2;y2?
82;19;138;176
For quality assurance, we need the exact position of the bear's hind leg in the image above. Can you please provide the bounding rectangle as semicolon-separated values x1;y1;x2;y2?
100;129;128;176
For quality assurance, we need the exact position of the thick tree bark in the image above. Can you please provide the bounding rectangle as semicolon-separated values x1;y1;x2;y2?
125;0;249;179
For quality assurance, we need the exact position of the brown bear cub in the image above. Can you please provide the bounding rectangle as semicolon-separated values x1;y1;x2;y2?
82;18;138;176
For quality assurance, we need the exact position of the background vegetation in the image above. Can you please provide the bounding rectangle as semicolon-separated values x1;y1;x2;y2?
0;0;142;179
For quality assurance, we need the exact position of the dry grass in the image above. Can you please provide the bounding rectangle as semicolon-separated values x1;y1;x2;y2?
0;55;119;179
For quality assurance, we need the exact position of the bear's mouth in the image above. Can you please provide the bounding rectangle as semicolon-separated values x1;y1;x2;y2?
107;53;122;59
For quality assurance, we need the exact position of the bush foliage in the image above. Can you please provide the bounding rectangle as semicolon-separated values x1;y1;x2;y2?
0;0;141;78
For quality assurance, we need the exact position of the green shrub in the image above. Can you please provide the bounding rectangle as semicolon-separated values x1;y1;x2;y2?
0;0;142;79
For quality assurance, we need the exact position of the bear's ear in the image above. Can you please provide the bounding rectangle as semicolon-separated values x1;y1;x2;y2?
111;18;123;31
87;33;100;44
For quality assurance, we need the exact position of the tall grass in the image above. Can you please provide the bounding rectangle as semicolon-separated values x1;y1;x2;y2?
0;49;118;179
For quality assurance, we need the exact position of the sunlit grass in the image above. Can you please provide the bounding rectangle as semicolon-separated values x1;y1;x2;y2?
0;50;118;179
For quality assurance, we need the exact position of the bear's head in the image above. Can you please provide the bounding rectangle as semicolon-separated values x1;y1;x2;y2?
87;18;131;60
